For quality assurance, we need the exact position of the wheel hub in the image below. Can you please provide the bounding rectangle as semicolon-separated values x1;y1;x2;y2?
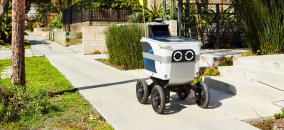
154;93;160;106
138;87;144;97
180;92;184;96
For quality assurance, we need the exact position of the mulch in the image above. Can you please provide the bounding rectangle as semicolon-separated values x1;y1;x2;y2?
249;118;284;130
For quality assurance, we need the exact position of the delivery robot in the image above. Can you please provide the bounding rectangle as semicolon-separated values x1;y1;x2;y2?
136;19;210;114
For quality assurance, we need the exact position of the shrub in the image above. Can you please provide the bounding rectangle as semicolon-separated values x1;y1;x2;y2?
217;57;233;67
240;51;256;57
49;13;63;29
192;67;219;85
92;50;100;54
232;0;284;54
105;24;145;70
274;108;284;119
0;85;51;122
0;14;12;44
135;3;170;22
128;12;144;23
28;22;37;32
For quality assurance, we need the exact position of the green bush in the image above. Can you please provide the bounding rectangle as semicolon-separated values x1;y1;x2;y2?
105;24;145;70
217;57;233;67
135;3;170;22
128;12;144;23
192;67;219;85
49;13;63;29
240;51;256;57
28;22;37;32
0;85;51;122
274;108;284;119
232;0;284;54
0;14;12;44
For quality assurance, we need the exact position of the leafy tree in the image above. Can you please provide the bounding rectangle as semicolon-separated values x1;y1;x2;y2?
0;0;50;17
36;1;70;24
0;14;12;43
0;0;9;16
74;0;141;10
49;13;62;29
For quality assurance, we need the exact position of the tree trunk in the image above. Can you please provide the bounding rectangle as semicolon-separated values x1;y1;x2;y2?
11;0;25;86
221;0;223;11
197;0;204;43
0;0;9;16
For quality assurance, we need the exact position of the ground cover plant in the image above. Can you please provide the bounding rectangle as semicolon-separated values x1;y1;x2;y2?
96;58;125;70
0;56;113;129
217;56;233;67
105;24;145;70
249;118;284;130
231;0;284;55
274;108;284;119
191;67;219;85
240;51;257;57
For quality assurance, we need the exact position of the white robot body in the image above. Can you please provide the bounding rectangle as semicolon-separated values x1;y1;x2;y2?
142;36;202;86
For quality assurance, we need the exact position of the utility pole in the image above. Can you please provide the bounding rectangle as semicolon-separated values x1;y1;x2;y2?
11;0;26;86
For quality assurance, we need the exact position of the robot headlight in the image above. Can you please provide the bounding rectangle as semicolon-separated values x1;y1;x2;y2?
172;50;195;62
185;50;194;61
173;51;182;61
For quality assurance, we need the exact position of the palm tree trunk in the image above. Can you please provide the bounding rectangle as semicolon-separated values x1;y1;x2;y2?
11;0;26;86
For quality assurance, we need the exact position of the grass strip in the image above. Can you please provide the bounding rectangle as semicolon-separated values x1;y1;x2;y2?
0;56;113;130
0;39;31;51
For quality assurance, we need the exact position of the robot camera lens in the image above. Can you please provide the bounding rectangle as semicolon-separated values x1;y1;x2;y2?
173;51;182;61
185;51;194;61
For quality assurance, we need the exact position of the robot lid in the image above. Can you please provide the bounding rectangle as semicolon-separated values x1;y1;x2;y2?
143;36;201;44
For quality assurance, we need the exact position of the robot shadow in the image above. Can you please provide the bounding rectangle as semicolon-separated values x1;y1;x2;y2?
146;90;234;114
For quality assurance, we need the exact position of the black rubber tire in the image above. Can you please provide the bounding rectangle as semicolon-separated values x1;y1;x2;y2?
151;85;165;114
177;89;189;100
136;79;149;104
196;82;210;108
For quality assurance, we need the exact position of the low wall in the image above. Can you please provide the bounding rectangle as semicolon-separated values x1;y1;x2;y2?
165;20;177;36
34;28;63;38
54;31;67;45
82;26;108;54
49;31;82;46
34;28;48;38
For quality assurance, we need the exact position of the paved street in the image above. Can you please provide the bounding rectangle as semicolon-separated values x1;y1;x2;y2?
1;33;268;130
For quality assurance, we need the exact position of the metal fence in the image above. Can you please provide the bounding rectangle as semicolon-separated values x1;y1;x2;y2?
63;0;131;25
178;3;245;49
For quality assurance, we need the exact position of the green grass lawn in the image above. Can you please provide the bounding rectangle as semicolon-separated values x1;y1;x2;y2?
0;56;113;130
0;39;31;51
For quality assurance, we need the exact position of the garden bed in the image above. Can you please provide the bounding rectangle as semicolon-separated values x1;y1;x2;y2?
249;118;284;130
96;58;127;70
0;56;113;129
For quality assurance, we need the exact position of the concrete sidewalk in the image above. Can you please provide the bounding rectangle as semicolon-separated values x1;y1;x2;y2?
21;33;263;130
